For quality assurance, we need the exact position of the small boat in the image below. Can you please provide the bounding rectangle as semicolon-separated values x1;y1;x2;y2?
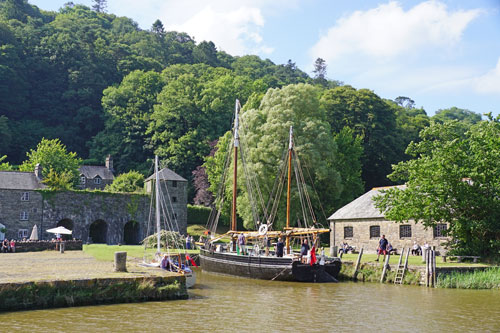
199;100;341;282
141;156;196;288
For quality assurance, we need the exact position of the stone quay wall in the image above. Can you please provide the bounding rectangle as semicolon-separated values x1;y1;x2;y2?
331;218;449;255
13;240;83;252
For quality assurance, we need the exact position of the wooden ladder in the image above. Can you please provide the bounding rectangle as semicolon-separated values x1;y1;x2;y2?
394;248;410;284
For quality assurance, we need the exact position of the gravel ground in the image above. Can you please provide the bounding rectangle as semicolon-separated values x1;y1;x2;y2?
0;251;176;283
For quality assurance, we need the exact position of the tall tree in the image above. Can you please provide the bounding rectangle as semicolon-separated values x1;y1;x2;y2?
313;57;327;86
151;19;165;38
432;107;482;125
91;0;107;13
374;118;500;257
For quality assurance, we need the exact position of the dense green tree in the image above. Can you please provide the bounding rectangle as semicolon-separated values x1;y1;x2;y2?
432;107;482;125
91;0;107;13
42;168;74;190
321;86;402;190
19;138;81;187
206;84;344;229
193;41;219;67
0;155;14;171
105;170;145;192
374;119;500;257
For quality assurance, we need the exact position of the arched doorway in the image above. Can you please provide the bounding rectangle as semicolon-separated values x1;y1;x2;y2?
123;221;141;245
57;219;74;240
89;220;107;244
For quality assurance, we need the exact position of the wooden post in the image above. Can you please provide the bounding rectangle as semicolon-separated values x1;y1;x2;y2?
352;247;363;280
397;247;404;267
432;250;437;287
404;247;410;270
59;241;65;254
380;254;391;283
425;249;429;287
114;251;127;272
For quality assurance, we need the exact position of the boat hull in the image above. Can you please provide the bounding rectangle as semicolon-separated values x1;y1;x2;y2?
199;249;341;282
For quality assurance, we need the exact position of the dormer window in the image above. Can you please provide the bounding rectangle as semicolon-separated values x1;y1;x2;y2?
21;192;30;201
94;176;102;184
80;176;86;185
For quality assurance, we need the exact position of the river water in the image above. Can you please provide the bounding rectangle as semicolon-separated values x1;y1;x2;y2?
1;269;499;332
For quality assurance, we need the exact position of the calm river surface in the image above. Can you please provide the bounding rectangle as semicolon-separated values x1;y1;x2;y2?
1;269;499;332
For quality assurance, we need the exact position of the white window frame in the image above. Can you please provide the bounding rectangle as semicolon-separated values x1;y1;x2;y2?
80;176;86;185
18;229;29;239
20;211;29;221
94;176;102;184
21;192;30;201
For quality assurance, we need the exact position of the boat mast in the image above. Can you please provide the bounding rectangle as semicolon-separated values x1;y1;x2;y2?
286;126;293;254
155;155;161;254
231;100;240;233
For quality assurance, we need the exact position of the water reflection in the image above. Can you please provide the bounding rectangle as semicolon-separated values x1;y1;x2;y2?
1;269;499;332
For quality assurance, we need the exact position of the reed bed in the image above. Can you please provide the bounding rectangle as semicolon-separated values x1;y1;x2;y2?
436;267;500;289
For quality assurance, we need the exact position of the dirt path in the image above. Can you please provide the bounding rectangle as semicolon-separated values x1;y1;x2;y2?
0;251;176;283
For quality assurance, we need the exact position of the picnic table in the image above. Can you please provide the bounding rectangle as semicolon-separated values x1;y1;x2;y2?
442;255;480;263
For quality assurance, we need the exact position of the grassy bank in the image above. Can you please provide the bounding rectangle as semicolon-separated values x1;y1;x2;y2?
337;253;489;267
436;267;500;289
0;277;187;312
338;262;421;285
83;244;199;261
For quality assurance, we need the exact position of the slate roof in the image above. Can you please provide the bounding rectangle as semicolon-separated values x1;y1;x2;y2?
146;167;187;182
79;165;114;180
328;185;405;221
0;171;47;190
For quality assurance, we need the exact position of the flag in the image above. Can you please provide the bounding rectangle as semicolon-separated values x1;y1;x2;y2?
310;246;317;266
185;254;198;267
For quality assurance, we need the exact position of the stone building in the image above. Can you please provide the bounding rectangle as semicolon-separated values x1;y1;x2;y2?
328;186;450;254
144;167;188;234
0;164;188;244
77;155;115;190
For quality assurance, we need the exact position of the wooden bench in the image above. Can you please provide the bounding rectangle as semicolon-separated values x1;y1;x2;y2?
442;255;480;263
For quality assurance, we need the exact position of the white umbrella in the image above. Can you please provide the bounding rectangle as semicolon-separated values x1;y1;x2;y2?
29;224;39;240
46;226;72;235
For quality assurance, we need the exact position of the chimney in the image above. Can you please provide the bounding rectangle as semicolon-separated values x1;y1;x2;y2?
34;163;42;179
105;155;114;172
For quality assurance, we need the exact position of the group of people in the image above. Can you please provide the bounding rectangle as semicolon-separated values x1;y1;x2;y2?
1;239;15;253
338;242;355;254
185;234;195;250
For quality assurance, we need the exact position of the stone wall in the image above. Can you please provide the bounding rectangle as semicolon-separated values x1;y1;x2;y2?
13;240;83;252
330;218;449;254
0;189;188;245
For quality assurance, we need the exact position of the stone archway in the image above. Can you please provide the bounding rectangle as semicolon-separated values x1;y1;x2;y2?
57;219;74;240
89;220;107;244
123;221;141;245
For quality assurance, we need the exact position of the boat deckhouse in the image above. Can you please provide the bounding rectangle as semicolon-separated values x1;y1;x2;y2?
328;186;449;254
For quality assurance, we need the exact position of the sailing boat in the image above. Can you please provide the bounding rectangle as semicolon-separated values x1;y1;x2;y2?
141;155;196;288
199;100;341;282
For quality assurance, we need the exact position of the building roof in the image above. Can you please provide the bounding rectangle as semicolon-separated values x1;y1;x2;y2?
0;171;47;190
146;167;187;182
79;165;114;180
328;185;405;221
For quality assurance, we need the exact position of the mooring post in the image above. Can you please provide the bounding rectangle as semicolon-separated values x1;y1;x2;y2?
352;247;363;280
425;249;429;287
432;250;437;287
114;251;127;272
380;254;391;283
59;241;65;254
397;247;404;267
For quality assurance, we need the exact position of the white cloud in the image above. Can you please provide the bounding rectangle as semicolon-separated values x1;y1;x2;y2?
473;58;500;94
169;6;271;55
310;1;482;61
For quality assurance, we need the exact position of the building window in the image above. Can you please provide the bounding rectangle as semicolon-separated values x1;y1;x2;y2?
18;229;29;239
433;224;448;238
172;196;177;203
172;180;178;187
21;192;30;201
399;225;412;238
20;211;29;221
94;176;102;184
80;176;86;185
344;226;353;239
369;225;380;238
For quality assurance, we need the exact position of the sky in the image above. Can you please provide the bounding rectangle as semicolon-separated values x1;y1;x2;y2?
29;0;500;116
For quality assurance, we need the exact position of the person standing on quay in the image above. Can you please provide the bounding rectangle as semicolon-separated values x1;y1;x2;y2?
376;234;389;262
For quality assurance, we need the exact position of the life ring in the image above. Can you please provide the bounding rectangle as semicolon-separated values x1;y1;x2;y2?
258;224;268;236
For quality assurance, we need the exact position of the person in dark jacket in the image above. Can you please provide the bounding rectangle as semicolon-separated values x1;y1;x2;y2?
376;235;389;262
276;237;284;257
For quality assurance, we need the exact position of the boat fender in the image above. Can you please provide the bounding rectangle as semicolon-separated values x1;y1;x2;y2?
258;224;268;236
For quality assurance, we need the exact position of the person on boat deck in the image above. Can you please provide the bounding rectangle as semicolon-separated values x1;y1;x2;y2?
276;237;284;257
161;255;172;271
376;235;389;262
237;233;246;255
186;234;191;250
300;239;310;263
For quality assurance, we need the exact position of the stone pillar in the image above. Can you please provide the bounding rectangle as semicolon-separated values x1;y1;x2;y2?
114;251;127;272
59;242;65;253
